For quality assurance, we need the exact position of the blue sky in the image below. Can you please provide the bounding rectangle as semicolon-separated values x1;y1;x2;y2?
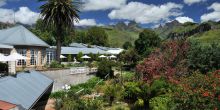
0;0;220;28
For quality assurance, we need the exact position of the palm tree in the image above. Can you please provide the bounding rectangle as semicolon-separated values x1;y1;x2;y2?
40;0;80;63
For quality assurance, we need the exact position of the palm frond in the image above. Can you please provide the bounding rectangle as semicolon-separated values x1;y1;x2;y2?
40;0;80;30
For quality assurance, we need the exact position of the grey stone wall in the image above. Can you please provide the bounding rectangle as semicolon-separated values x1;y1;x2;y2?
41;69;94;92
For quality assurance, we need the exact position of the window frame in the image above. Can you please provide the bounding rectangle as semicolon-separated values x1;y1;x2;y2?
17;49;27;66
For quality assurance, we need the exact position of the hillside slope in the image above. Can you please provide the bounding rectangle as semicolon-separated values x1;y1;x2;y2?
76;21;142;47
189;29;220;44
154;20;220;44
104;28;139;47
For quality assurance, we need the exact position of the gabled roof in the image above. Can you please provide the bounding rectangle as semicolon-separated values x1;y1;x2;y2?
0;25;49;47
0;71;53;110
61;47;110;55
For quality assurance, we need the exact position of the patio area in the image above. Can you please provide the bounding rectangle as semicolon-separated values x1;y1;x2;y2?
41;68;95;92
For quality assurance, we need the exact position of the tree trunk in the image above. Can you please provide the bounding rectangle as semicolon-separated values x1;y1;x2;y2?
56;26;62;64
56;35;61;63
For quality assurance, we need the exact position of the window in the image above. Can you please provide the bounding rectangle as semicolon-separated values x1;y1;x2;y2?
47;51;55;64
0;49;10;55
30;49;38;65
41;50;45;65
17;49;27;66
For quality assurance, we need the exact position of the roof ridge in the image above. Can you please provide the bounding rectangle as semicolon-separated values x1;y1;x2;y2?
20;26;27;44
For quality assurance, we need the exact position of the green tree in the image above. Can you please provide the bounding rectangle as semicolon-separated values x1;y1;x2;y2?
123;41;133;50
31;19;56;45
62;30;76;46
97;60;114;79
40;0;80;63
187;41;220;73
33;19;75;46
67;54;72;62
135;29;161;56
86;27;109;46
104;84;124;106
31;28;56;46
74;31;87;43
119;48;140;66
76;52;83;62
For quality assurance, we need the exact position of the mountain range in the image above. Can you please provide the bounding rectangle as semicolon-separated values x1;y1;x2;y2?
0;20;220;47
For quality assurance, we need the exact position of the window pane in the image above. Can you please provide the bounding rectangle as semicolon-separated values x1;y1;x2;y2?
17;49;26;66
31;49;38;65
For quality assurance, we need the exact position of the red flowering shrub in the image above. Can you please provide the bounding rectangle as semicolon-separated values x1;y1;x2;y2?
136;40;189;82
172;70;220;109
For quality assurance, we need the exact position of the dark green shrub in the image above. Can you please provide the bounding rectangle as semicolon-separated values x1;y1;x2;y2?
134;98;145;109
51;77;104;110
122;72;135;82
66;63;73;67
119;49;140;69
123;41;133;50
67;54;72;62
89;53;98;61
82;99;103;110
50;61;64;68
70;77;103;95
62;97;103;110
150;78;175;97
149;95;173;110
50;91;65;99
104;83;124;106
96;60;114;79
187;41;220;73
76;52;83;62
0;62;8;72
123;82;149;102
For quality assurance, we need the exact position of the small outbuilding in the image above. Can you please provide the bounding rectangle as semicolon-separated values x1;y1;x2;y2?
0;71;53;110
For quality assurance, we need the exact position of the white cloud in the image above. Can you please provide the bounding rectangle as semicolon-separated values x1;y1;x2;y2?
0;0;6;7
0;7;39;25
184;0;206;5
82;0;126;11
15;7;39;25
0;8;14;23
175;16;194;23
108;2;183;24
75;19;103;26
201;2;220;22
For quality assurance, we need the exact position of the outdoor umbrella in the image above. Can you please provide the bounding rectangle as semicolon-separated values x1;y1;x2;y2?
110;55;117;59
6;53;28;74
7;53;28;61
60;55;66;59
81;55;91;59
0;54;9;62
99;55;107;58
